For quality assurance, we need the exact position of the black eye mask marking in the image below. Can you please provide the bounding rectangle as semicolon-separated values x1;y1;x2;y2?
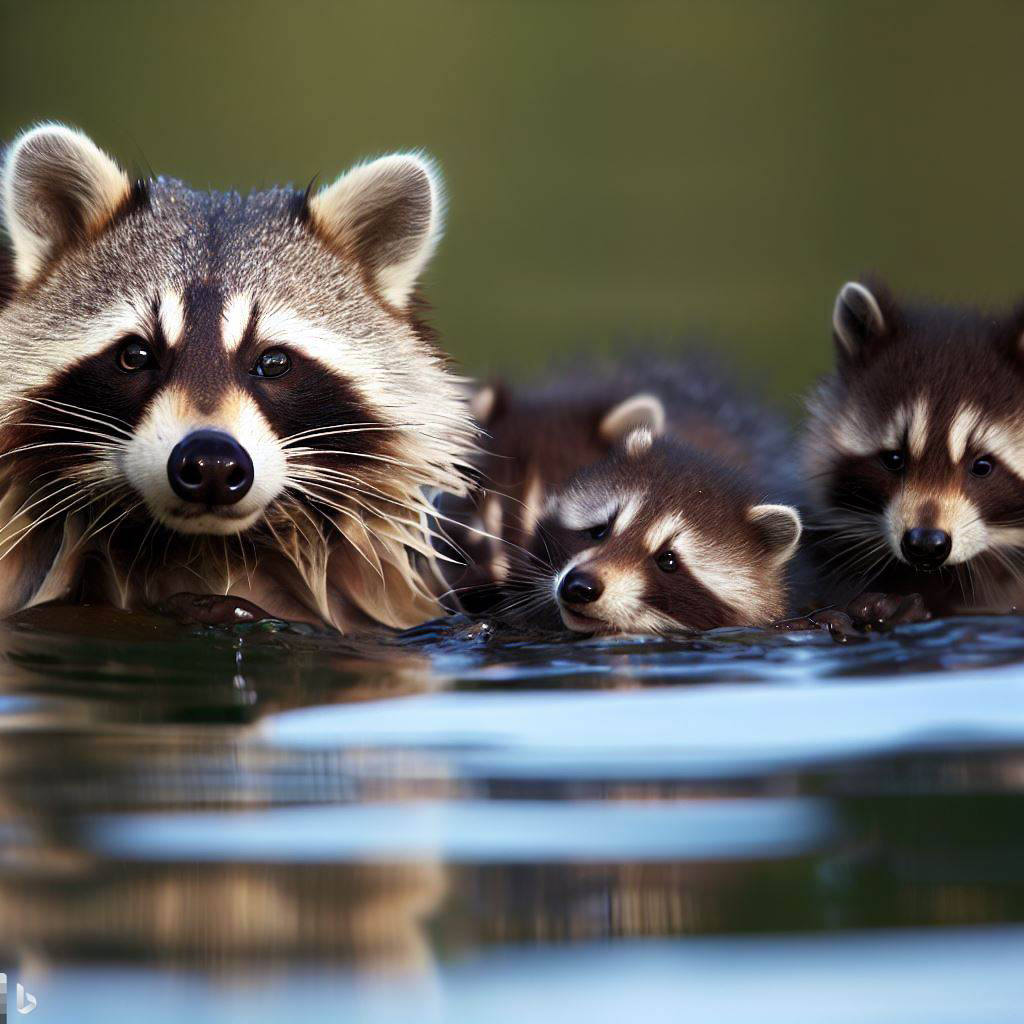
826;454;893;517
641;549;737;631
235;339;388;471
6;328;168;487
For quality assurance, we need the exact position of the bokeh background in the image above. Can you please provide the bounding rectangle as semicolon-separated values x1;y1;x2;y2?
3;0;1024;410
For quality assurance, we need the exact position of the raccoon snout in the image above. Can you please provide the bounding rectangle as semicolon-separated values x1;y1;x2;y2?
900;527;952;569
559;568;603;605
167;430;255;506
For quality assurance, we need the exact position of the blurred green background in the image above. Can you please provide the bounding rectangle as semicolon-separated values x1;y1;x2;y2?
3;0;1024;411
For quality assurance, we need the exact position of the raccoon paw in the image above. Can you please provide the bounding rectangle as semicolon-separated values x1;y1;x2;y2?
844;591;930;631
770;615;819;632
161;592;276;627
807;609;864;644
771;610;864;643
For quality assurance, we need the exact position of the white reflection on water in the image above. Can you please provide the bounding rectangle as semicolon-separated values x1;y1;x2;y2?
85;796;836;862
262;661;1024;779
20;927;1024;1024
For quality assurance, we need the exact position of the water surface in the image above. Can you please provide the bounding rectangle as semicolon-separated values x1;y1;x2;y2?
0;606;1022;1022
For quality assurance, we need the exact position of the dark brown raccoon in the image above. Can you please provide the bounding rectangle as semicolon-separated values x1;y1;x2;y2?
806;280;1024;616
438;356;803;634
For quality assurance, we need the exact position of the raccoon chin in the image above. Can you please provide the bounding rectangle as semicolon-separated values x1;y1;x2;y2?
151;505;266;536
557;605;610;633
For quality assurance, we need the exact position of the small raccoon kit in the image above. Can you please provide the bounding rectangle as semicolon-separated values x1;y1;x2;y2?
806;280;1024;617
441;359;804;635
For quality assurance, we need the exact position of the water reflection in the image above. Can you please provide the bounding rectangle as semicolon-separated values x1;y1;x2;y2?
0;606;1022;1021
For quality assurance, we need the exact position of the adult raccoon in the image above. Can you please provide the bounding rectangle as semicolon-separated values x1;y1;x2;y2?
0;124;473;631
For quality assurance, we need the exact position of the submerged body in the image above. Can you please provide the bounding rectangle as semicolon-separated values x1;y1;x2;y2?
806;280;1024;617
0;125;473;631
440;357;804;634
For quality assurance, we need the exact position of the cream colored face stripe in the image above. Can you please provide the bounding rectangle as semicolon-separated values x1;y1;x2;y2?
158;291;185;347
220;292;252;353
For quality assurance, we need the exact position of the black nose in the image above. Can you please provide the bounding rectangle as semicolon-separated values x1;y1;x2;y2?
901;527;952;569
167;430;254;506
559;568;603;605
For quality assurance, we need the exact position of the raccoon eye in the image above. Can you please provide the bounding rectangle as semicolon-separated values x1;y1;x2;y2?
879;450;905;472
971;456;995;477
586;522;611;541
251;348;292;379
655;550;678;573
117;336;152;372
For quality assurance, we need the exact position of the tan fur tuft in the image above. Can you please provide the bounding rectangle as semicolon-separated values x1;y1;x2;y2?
309;153;443;309
2;123;131;286
599;392;665;445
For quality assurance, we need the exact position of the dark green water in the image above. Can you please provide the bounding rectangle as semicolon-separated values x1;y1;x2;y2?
0;606;1022;1022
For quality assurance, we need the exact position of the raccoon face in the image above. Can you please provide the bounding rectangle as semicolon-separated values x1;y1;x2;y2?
535;428;802;634
808;281;1024;574
0;125;468;542
436;381;656;612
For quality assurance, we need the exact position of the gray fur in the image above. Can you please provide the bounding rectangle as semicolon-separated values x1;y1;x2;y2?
0;125;473;630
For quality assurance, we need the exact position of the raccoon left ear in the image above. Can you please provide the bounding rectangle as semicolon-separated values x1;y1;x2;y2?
748;503;802;566
1;123;132;286
598;393;666;445
832;281;888;359
310;152;444;309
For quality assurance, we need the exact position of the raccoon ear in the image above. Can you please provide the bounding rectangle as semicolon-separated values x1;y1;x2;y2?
748;503;802;566
598;393;665;445
470;382;505;425
832;281;888;358
998;301;1024;360
621;427;655;456
310;153;443;309
1;124;132;286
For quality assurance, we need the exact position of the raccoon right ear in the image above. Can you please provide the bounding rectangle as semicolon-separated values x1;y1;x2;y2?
832;281;888;358
1;124;132;287
598;393;666;445
469;382;505;425
310;153;443;309
748;503;802;566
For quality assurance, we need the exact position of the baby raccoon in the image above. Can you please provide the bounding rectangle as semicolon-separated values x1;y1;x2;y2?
806;280;1024;616
440;358;804;634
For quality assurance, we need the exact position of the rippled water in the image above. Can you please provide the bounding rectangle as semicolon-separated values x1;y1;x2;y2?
1;606;1023;1023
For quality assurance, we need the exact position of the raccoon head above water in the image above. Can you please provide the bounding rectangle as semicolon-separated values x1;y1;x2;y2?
536;425;803;635
806;279;1024;613
0;124;473;629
